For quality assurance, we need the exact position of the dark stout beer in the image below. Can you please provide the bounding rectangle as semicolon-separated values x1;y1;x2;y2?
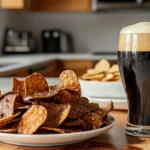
118;51;150;125
118;22;150;136
118;29;150;126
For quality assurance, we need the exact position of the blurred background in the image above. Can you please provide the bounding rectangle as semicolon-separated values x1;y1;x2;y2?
0;0;150;77
1;0;150;54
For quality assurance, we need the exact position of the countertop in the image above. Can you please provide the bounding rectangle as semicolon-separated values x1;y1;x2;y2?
1;110;150;149
0;53;117;76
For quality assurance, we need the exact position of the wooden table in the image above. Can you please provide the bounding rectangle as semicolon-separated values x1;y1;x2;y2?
0;110;150;150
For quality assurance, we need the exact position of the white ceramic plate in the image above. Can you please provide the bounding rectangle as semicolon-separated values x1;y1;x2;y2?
87;97;127;110
79;79;126;99
0;115;115;146
82;92;128;110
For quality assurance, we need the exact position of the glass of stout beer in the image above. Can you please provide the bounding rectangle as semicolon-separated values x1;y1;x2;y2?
118;22;150;137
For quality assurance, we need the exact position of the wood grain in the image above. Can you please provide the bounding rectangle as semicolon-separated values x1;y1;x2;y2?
44;60;94;77
0;0;91;11
0;60;119;77
0;110;149;149
0;0;24;9
24;0;39;11
38;0;91;12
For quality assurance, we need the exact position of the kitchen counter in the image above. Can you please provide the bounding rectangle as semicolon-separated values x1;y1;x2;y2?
0;110;149;149
0;53;117;76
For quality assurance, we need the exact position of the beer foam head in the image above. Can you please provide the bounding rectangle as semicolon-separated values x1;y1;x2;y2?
120;22;150;34
118;22;150;51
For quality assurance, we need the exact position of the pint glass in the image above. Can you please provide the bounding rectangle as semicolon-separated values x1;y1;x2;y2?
118;22;150;136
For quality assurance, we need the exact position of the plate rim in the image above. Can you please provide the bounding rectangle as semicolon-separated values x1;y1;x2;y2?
79;79;122;84
0;114;116;138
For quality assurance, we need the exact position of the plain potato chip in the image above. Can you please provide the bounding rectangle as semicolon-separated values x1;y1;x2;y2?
40;127;65;134
80;59;121;82
95;59;110;73
25;72;49;96
12;77;25;98
60;70;80;93
87;69;101;75
116;79;121;82
113;76;121;81
113;72;120;76
80;73;92;80
101;74;114;82
81;72;103;80
40;102;71;128
18;105;47;134
81;74;105;80
108;64;119;73
0;112;21;127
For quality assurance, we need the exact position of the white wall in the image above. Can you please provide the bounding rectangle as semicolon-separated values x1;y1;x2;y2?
1;10;150;53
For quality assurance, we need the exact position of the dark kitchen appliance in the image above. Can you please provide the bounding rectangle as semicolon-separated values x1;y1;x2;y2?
3;28;36;54
92;0;150;11
41;29;72;53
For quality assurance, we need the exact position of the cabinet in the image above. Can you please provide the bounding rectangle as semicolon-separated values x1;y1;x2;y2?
7;60;58;77
0;0;91;12
0;0;24;9
0;59;118;77
0;0;37;10
38;0;91;12
1;60;94;77
41;60;94;77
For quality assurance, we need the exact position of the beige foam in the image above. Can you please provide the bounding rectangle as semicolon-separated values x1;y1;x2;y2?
120;22;150;34
118;33;150;51
119;22;150;51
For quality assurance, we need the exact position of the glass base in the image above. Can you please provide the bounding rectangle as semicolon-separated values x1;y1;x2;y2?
126;123;150;137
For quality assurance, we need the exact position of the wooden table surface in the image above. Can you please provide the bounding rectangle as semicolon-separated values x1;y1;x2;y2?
0;110;150;150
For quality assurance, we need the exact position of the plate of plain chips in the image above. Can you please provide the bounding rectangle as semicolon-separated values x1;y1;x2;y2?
79;59;126;98
80;59;121;82
0;70;115;146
